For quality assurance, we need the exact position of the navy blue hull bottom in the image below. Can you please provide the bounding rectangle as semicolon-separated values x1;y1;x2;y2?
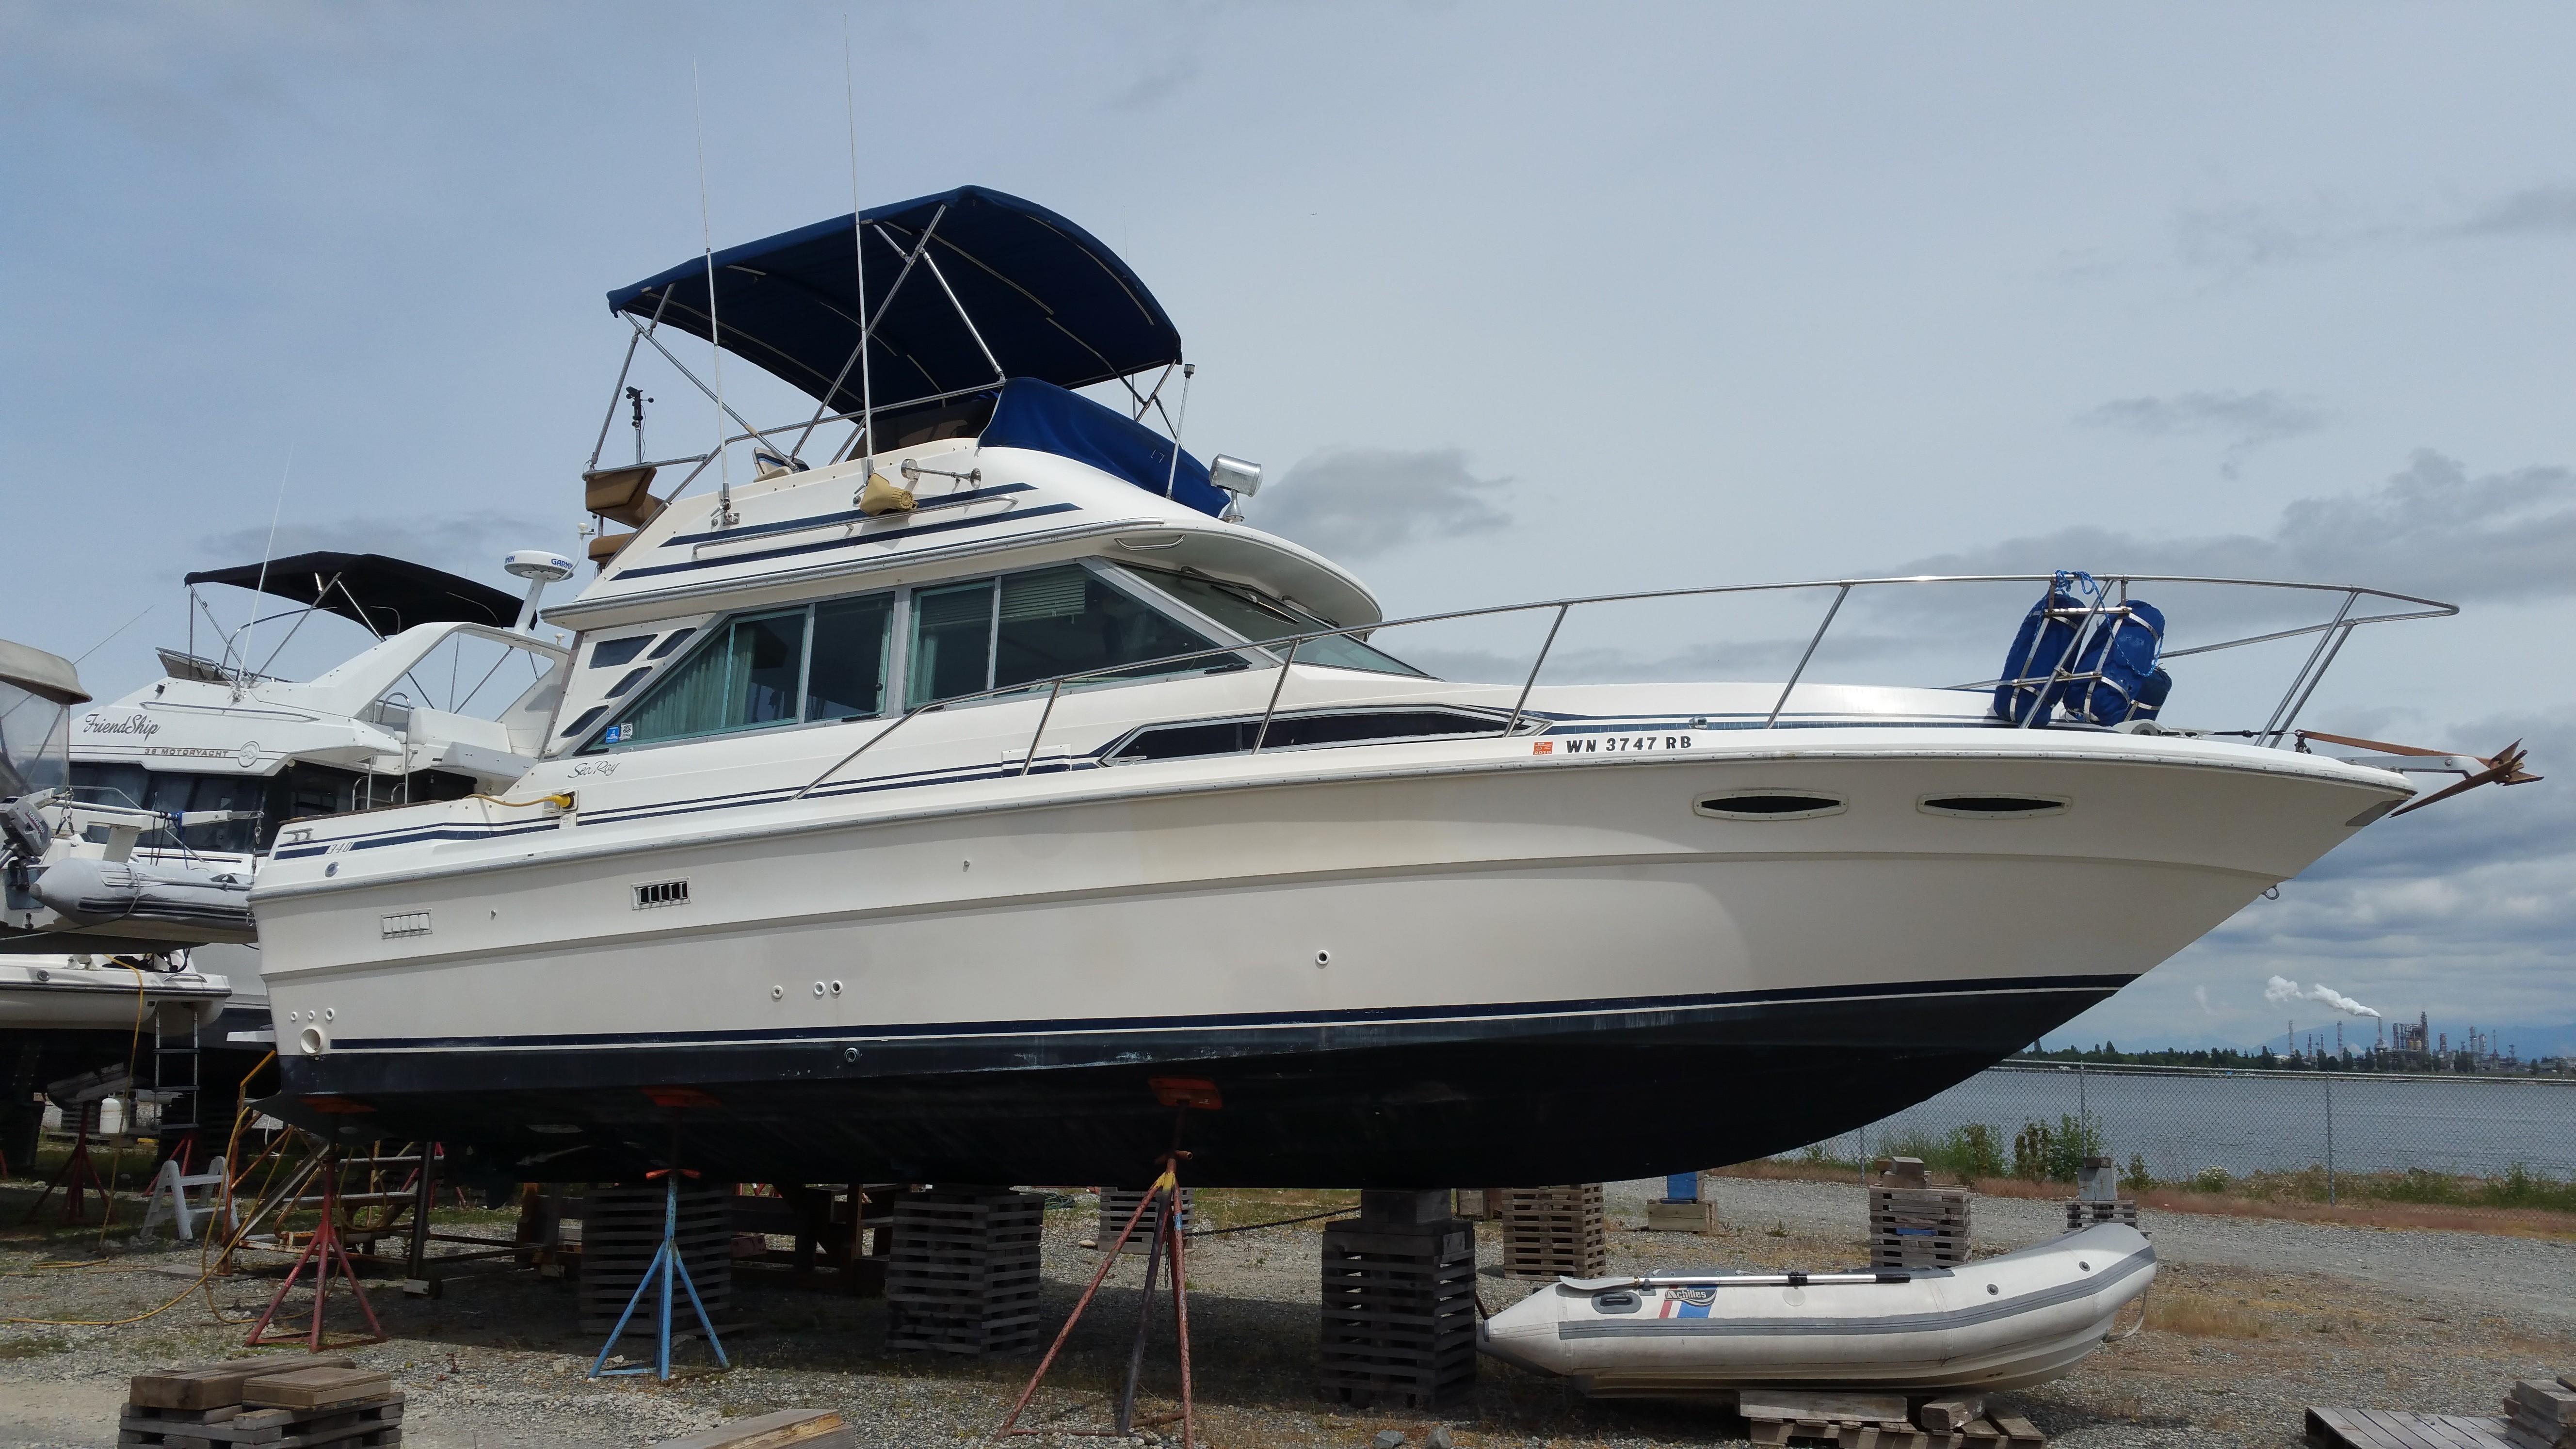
271;979;2128;1188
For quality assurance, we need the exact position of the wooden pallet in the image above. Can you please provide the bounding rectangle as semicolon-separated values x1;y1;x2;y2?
1097;1187;1191;1254
1500;1184;1606;1279
576;1184;738;1335
2064;1200;2140;1230
1317;1217;1477;1410
1739;1394;2043;1448
885;1189;1044;1356
2305;1406;2513;1449
651;1409;855;1449
121;1394;403;1449
1870;1187;1971;1272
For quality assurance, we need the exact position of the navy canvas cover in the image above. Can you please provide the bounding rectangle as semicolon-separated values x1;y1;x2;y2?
981;378;1225;518
607;186;1181;423
1992;578;2090;724
2064;600;2170;724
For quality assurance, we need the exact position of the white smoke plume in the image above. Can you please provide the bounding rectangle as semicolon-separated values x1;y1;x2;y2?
2263;974;2382;1019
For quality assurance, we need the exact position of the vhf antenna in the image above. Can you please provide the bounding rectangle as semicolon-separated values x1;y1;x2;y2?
693;61;736;527
1161;363;1196;497
843;15;876;492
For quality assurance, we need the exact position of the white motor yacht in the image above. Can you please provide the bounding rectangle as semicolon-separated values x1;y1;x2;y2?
0;556;568;1159
246;186;2511;1187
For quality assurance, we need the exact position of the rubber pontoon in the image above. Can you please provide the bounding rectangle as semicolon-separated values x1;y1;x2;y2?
1478;1223;2155;1397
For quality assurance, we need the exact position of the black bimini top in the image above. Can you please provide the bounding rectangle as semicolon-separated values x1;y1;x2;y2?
605;185;1183;421
185;552;520;635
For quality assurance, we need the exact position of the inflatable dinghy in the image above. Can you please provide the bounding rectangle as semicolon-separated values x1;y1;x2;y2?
1480;1222;2153;1398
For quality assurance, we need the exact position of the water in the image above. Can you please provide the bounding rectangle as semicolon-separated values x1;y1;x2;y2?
1824;1063;2576;1180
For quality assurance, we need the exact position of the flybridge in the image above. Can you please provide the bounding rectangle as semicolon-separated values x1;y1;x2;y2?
582;186;1245;564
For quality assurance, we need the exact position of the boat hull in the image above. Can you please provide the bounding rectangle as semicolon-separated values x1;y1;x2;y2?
256;734;2401;1186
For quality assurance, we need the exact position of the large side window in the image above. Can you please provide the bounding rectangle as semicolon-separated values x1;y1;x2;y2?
807;595;895;722
906;564;1232;708
604;595;893;748
996;565;1227;691
908;581;996;708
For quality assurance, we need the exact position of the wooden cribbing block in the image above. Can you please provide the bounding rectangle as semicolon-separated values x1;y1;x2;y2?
130;1357;357;1411
651;1409;855;1449
1739;1389;1911;1427
241;1368;393;1412
1917;1398;1987;1432
1990;1414;2045;1446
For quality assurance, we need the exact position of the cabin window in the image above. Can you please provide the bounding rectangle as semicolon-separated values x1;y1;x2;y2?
1124;568;1424;677
588;636;653;669
607;594;893;746
906;564;1232;708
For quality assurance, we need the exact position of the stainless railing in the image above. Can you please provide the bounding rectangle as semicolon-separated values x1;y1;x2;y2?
793;573;2456;801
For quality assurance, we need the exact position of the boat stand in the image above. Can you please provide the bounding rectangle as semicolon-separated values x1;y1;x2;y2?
245;1147;387;1350
588;1165;730;1382
997;1077;1218;1448
19;1103;107;1226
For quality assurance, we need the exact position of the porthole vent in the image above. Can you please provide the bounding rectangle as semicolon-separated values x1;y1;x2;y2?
1694;792;1845;821
1919;794;2069;819
632;879;692;910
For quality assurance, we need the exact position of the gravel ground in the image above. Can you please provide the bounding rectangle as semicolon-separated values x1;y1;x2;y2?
2;1175;2569;1449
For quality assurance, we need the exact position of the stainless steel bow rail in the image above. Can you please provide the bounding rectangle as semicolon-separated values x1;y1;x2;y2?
793;573;2457;802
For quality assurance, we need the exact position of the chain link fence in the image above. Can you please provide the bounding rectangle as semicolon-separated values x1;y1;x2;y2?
1783;1062;2576;1213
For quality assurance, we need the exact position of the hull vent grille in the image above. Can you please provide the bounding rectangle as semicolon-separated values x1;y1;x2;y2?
381;911;432;939
633;879;691;909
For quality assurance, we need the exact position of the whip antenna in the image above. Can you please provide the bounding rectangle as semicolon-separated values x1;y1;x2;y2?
1163;363;1195;497
235;443;295;696
843;16;876;490
693;62;736;526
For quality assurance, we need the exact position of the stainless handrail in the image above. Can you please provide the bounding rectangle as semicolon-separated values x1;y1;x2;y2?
786;573;2458;801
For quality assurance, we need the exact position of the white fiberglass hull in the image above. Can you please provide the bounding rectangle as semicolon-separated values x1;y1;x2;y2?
250;694;2406;1186
1479;1223;2156;1395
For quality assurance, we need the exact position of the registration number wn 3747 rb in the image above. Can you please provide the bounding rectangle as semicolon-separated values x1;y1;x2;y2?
1534;734;1696;755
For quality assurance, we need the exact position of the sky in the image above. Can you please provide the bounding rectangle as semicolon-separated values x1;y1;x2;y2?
3;2;2567;1054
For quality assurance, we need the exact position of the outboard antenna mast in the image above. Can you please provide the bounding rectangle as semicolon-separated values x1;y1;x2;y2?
842;16;877;493
692;62;736;528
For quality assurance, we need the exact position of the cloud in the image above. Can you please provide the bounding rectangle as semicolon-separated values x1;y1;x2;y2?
196;513;562;593
2449;185;2576;239
1893;450;2576;608
1252;447;1511;562
2080;389;2329;455
2192;985;2213;1015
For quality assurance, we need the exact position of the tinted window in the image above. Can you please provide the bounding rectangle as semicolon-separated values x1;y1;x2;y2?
994;566;1225;691
1130;570;1423;677
908;581;996;707
646;628;697;660
589;636;653;669
807;595;894;722
619;610;807;744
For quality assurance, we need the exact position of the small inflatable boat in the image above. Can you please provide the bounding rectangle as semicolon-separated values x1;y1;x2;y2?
1480;1223;2153;1398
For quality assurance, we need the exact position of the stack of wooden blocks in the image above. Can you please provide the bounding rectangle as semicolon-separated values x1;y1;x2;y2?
650;1409;857;1449
1738;1389;2045;1447
577;1183;738;1339
884;1188;1045;1356
2064;1155;2139;1231
1869;1160;1971;1272
1096;1186;1192;1253
1316;1189;1478;1411
1501;1184;1607;1279
2508;1374;2576;1448
1646;1170;1720;1234
123;1357;402;1449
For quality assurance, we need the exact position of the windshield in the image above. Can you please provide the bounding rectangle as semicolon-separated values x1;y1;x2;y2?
0;682;70;797
1124;568;1426;677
